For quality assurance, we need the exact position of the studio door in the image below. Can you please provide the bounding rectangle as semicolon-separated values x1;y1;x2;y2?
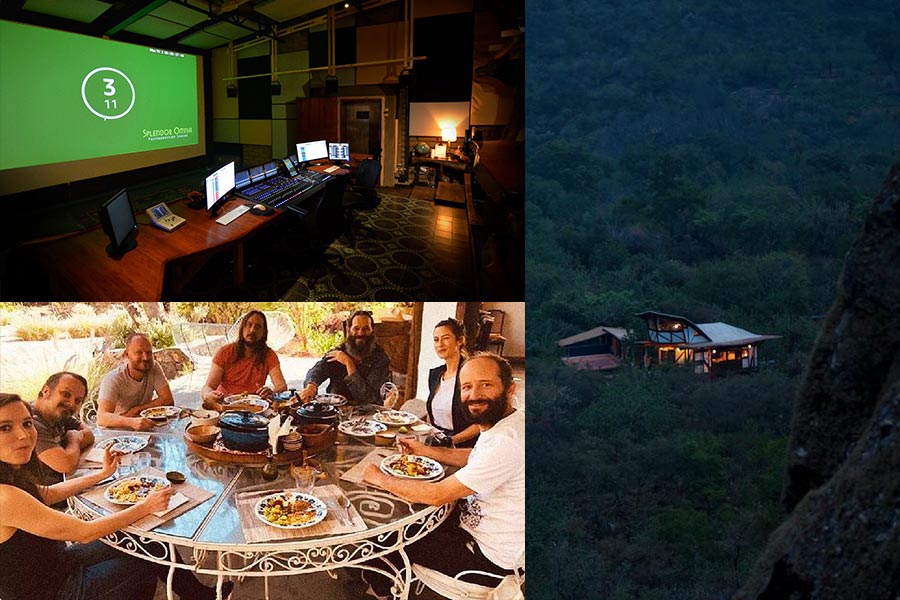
341;99;382;157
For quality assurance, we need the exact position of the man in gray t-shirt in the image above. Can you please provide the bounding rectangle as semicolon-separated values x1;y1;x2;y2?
31;371;94;485
97;332;174;431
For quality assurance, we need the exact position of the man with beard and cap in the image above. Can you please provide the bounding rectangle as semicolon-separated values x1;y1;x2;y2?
97;332;174;431
201;310;287;412
299;310;391;406
30;371;94;485
360;353;525;598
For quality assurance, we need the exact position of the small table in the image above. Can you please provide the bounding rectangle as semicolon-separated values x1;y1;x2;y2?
71;416;451;600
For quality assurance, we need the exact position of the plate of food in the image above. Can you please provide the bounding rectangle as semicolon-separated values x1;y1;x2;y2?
314;393;348;407
97;436;148;454
254;492;327;529
140;406;181;421
379;454;444;480
222;395;269;414
338;419;388;437
104;476;170;505
372;410;419;427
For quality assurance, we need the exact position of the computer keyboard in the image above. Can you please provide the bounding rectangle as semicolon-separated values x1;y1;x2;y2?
216;204;250;225
324;165;340;173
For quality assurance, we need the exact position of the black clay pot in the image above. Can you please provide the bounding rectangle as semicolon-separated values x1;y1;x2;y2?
293;401;340;426
218;410;270;452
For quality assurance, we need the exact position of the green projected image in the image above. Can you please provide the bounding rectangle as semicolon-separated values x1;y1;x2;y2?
0;20;199;170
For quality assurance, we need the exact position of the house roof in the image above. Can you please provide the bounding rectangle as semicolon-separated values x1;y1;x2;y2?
558;325;629;347
561;354;623;370
684;322;781;348
637;310;780;348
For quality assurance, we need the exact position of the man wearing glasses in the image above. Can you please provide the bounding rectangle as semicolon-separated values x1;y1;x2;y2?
299;310;391;405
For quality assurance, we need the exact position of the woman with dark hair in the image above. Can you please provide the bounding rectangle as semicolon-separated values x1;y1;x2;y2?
202;310;287;411
0;393;232;600
426;318;480;447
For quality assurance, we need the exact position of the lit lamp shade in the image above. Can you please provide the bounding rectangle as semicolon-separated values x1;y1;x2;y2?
441;127;458;143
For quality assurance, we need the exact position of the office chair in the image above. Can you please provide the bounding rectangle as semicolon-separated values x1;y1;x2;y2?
342;156;382;243
297;175;349;288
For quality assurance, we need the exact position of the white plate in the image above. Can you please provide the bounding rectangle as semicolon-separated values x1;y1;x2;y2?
338;419;387;437
371;410;418;426
104;476;170;505
314;393;348;407
222;396;269;413
97;436;148;454
254;492;327;529
140;406;181;420
379;454;444;480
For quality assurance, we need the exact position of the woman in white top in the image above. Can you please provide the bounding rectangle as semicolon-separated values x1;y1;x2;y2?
425;318;479;447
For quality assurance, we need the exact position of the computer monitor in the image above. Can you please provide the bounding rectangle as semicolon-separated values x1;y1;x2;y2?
328;142;350;162
296;140;328;165
98;188;138;258
205;161;235;214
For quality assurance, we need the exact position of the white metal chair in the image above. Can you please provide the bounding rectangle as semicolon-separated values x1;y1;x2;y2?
412;551;524;600
172;322;231;389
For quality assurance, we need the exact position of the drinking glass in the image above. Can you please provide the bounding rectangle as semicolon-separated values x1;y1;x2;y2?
290;463;316;493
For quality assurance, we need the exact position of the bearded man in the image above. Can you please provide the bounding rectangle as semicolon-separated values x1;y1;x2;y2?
360;352;525;599
299;310;391;406
97;332;174;431
30;371;95;484
202;310;287;411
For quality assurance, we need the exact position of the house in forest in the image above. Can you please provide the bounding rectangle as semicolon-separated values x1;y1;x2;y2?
558;325;630;370
636;311;779;375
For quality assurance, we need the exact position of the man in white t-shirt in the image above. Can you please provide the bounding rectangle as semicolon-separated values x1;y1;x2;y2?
362;353;524;598
97;332;174;431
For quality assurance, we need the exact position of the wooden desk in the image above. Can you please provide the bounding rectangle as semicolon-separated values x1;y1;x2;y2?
30;196;287;300
435;181;466;206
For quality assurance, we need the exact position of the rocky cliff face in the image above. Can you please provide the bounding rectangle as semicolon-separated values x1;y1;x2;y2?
736;161;900;599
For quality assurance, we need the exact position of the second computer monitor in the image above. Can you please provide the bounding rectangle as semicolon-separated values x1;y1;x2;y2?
205;161;236;212
296;140;328;164
328;142;350;162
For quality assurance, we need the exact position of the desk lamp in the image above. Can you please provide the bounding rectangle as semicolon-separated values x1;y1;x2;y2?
441;127;458;156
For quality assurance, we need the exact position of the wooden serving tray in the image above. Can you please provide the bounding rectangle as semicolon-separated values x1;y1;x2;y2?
183;430;304;465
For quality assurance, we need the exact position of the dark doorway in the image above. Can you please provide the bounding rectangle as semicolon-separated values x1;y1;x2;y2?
341;99;381;156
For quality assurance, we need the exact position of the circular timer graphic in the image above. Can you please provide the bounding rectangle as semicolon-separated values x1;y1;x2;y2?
81;67;135;120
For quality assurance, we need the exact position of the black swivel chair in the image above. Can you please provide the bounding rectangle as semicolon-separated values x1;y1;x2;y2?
342;156;382;243
296;175;349;288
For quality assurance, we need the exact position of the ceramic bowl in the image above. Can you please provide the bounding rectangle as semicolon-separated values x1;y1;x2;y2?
190;409;220;428
186;425;220;445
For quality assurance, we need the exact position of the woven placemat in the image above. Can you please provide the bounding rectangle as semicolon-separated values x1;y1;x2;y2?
235;484;366;543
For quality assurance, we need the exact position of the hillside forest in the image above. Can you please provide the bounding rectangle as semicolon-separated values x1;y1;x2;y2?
525;1;900;598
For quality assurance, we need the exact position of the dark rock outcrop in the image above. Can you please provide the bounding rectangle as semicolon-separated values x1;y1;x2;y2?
736;161;900;599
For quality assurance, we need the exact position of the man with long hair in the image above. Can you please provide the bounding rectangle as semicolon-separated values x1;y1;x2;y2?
202;310;287;411
97;332;173;431
30;372;93;484
299;310;391;405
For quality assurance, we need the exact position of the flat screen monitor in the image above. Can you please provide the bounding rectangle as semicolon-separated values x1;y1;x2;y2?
98;188;138;258
296;140;328;164
205;161;235;212
234;169;251;190
328;142;350;161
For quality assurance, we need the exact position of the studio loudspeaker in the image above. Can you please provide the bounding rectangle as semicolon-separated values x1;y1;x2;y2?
270;80;282;96
325;76;338;96
226;83;238;98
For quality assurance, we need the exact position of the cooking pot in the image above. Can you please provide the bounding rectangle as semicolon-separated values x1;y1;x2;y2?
293;401;340;426
218;410;270;452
